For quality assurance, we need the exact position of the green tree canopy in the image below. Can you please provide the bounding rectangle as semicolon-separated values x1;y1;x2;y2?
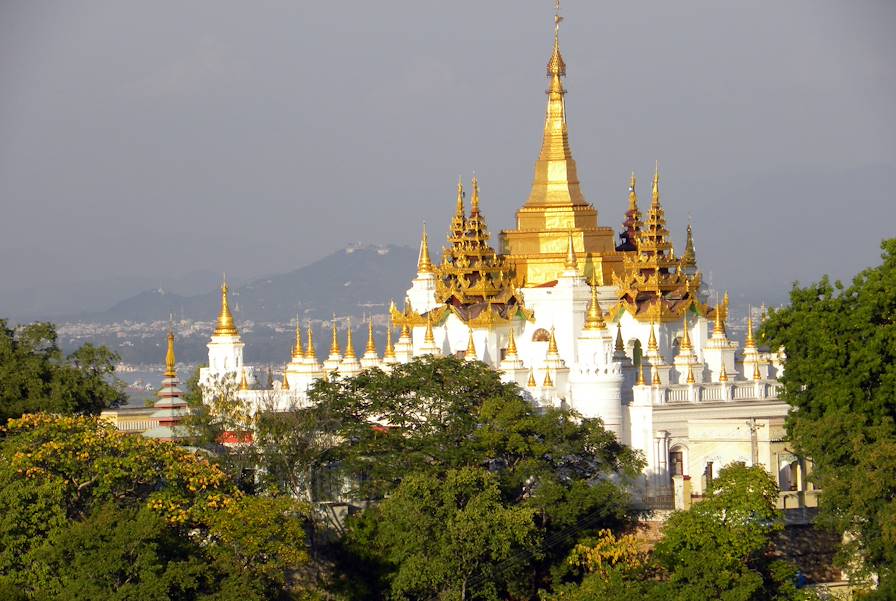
0;413;322;600
761;238;896;595
0;320;127;423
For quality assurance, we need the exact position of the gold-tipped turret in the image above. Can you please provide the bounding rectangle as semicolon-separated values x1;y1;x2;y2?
164;328;176;378
617;171;643;252
329;319;341;355
506;328;519;356
713;297;727;337
745;314;756;350
585;277;606;330
456;177;465;217
680;315;692;351
465;328;477;360
292;319;303;360
344;318;356;358
384;326;396;359
417;223;434;274
548;326;559;355
305;325;316;360
680;221;698;271
470;175;481;216
214;277;239;336
365;319;377;354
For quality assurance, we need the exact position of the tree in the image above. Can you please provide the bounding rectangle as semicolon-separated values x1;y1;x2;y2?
0;413;323;600
546;463;812;601
299;356;642;593
0;320;126;423
761;239;896;595
347;467;542;601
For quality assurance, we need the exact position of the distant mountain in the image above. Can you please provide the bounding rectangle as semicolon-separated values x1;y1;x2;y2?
74;244;418;324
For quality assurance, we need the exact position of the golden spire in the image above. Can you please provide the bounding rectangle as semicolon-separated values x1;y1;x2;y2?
753;360;762;381
680;315;692;351
687;364;696;384
417;223;434;274
652;365;661;386
527;368;537;388
615;322;625;352
628;171;638;212
282;369;290;390
465;328;477;359
543;369;554;388
564;229;578;270
455;177;465;217
506;327;519;356
239;368;250;391
292;319;303;360
384;326;396;358
719;363;729;382
305;324;316;360
548;326;559;355
585;277;606;330
745;313;756;350
164;328;176;378
470;175;480;216
648;321;658;352
680;221;697;269
713;297;726;337
213;276;239;336
329;319;341;355
424;314;435;344
344;318;356;358
636;360;645;386
366;319;377;354
400;321;411;340
651;161;661;207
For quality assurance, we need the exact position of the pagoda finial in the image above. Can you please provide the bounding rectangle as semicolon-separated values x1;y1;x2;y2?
164;327;176;379
651;161;661;207
585;276;606;330
366;319;377;354
543;369;554;388
648;320;658;351
292;317;303;360
527;368;537;388
548;326;559;355
713;296;726;337
680;315;692;351
548;0;566;78
636;360;645;386
384;325;396;358
282;369;290;390
745;312;756;350
470;175;480;216
719;363;729;382
214;275;239;337
615;322;625;352
652;364;661;386
465;328;477;360
456;177;465;217
629;171;638;211
305;323;316;360
239;368;250;391
344;318;356;358
753;359;762;381
680;221;698;270
687;364;696;384
329;318;341;355
506;327;519;356
564;229;578;270
417;223;434;274
424;314;435;344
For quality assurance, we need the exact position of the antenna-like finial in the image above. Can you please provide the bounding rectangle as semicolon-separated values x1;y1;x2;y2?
554;0;563;30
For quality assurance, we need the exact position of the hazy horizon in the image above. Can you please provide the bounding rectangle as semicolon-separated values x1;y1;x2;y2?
2;1;894;317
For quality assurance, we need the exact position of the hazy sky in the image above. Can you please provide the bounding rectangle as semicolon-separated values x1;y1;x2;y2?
1;1;894;307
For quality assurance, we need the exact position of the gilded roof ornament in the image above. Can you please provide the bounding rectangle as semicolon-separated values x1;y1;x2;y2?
636;361;645;386
745;313;756;350
366;319;377;354
417;223;434;274
506;327;519;356
687;364;696;384
329;319;341;355
282;369;289;390
719;363;729;382
585;277;606;330
543;369;554;388
615;322;625;352
470;175;480;216
652;365;661;386
527;368;537;388
680;221;698;270
547;326;559;355
239;368;250;391
292;319;303;360
753;360;762;381
465;328;477;360
648;321;658;352
424;314;435;344
305;324;316;360
213;276;239;337
384;326;396;359
564;230;578;270
344;318;356;359
680;315;692;351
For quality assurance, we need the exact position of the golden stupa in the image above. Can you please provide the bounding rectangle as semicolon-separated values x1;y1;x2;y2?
500;9;621;287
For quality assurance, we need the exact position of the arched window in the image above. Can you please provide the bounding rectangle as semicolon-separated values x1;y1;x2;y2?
532;328;551;342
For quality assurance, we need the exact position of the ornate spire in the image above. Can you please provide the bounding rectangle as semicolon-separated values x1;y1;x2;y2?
465;328;477;360
615;322;625;352
305;325;316;360
164;326;176;379
680;315;692;351
417;223;434;274
470;175;480;216
687;364;696;384
239;368;250;391
651;161;661;206
636;360;645;386
585;277;606;330
713;296;727;337
329;319;341;355
282;369;290;390
344;318;356;358
543;369;554;388
214;276;239;336
680;221;698;271
564;229;578;270
745;314;756;350
753;360;762;381
652;365;661;386
455;177;465;217
292;319;303;360
527;368;537;388
506;327;519;356
384;326;396;359
719;363;729;382
617;171;642;252
648;321;658;352
548;326;559;355
424;314;435;344
365;319;377;355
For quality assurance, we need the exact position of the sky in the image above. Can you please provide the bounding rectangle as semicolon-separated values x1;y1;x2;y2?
1;0;894;311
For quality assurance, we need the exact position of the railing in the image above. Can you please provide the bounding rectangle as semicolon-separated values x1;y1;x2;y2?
651;380;779;406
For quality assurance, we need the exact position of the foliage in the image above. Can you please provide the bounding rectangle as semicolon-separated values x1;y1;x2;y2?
0;413;320;600
347;467;542;601
295;356;642;593
0;320;126;423
546;463;814;601
761;239;896;594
